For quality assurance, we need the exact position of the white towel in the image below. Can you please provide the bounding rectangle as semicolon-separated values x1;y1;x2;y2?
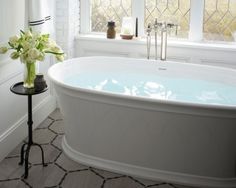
28;0;52;34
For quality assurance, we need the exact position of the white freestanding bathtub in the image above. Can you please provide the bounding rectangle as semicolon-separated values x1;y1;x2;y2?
48;57;236;188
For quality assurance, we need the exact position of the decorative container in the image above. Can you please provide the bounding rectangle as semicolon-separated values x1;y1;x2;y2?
34;73;47;91
120;17;134;40
120;34;134;40
23;62;36;88
107;21;116;39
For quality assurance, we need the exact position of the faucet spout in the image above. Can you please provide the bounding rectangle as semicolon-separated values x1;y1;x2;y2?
154;19;159;60
146;20;178;61
146;24;152;60
160;22;167;61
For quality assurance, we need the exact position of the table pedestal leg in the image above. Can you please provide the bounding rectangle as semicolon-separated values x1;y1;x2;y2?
24;145;30;178
32;143;47;166
18;95;47;179
19;143;28;165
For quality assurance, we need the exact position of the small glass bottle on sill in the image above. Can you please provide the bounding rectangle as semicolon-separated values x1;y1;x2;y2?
107;21;116;39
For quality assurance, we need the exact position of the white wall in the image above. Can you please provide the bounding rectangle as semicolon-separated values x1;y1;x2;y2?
0;0;25;43
0;0;56;161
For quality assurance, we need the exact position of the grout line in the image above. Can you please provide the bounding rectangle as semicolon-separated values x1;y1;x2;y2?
68;168;89;173
47;127;58;136
90;168;105;179
106;175;126;180
55;119;64;121
54;151;63;163
48;116;55;121
128;176;146;187
0;178;20;182
21;178;33;188
55;159;67;173
58;172;68;186
100;179;106;188
5;155;20;159
50;134;59;145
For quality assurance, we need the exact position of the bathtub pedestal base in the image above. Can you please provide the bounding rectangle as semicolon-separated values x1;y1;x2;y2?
62;135;236;188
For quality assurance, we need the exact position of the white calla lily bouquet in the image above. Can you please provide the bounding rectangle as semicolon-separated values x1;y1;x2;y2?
0;29;64;88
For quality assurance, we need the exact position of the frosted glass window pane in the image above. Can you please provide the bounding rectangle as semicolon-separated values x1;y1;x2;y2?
91;0;132;33
204;0;236;41
145;0;190;38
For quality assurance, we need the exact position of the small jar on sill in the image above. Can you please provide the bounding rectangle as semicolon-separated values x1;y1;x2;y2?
107;21;116;39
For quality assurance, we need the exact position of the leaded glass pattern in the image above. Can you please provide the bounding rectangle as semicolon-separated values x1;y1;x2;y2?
91;0;132;33
145;0;190;38
204;0;236;41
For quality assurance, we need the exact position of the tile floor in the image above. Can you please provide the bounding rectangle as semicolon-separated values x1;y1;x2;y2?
0;109;198;188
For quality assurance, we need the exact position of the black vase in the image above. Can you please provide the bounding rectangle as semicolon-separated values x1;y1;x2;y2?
34;74;47;91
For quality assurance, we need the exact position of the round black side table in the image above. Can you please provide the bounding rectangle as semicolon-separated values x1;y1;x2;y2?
10;82;48;179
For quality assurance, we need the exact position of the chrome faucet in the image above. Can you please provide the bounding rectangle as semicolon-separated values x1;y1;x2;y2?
146;23;152;60
160;22;168;61
146;19;178;61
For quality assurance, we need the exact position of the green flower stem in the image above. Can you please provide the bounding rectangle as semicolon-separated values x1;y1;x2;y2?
44;51;64;55
23;62;36;88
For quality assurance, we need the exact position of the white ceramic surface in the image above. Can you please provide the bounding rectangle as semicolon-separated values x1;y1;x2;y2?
48;57;236;188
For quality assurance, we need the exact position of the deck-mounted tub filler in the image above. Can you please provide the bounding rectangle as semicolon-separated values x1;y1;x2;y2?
48;57;236;188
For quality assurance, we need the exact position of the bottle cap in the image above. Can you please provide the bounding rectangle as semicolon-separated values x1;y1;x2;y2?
36;73;44;78
108;21;115;27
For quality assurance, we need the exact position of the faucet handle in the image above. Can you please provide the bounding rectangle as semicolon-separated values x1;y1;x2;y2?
167;23;175;28
153;19;162;30
146;23;152;35
167;23;178;36
174;24;178;36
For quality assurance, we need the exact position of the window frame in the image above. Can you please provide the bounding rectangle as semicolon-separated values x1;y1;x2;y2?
80;0;233;42
80;0;90;34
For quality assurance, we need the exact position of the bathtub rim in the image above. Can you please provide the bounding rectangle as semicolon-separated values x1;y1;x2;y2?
62;136;236;188
48;57;236;115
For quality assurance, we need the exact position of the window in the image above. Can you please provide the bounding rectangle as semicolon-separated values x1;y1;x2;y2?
145;0;190;38
81;0;236;42
91;0;132;33
204;0;236;41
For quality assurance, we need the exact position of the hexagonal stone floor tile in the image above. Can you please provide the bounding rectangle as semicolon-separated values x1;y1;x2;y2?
0;179;29;188
49;120;65;135
49;108;63;120
0;157;25;180
104;176;144;188
7;141;26;158
56;153;87;172
25;164;65;188
38;117;54;129
61;170;103;188
33;129;56;145
28;144;61;165
52;135;63;150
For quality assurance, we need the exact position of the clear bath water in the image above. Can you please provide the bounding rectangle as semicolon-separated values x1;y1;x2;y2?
64;72;236;106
